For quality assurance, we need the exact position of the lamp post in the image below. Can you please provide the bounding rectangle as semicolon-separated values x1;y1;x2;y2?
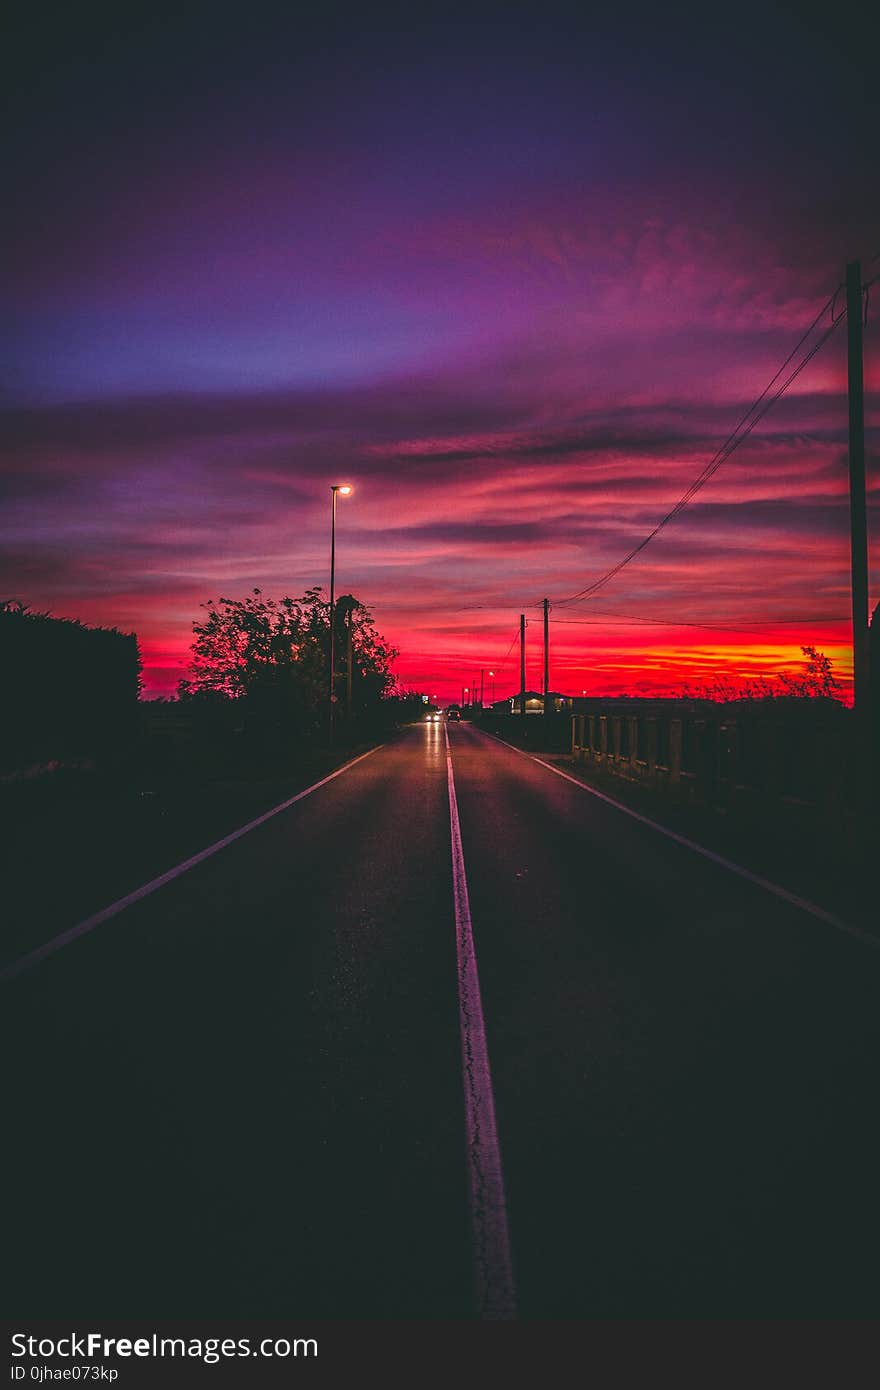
489;670;495;704
329;484;352;744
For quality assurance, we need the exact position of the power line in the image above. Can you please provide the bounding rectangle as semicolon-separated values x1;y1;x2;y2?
494;624;523;673
553;287;846;607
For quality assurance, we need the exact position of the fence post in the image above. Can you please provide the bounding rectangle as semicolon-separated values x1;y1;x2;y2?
645;717;658;780
699;718;720;804
572;713;585;759
670;718;682;789
718;717;737;807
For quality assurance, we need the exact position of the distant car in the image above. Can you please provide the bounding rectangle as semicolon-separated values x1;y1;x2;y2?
424;709;441;722
446;708;461;722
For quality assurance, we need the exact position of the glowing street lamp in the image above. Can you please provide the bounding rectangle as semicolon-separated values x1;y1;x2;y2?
329;484;353;743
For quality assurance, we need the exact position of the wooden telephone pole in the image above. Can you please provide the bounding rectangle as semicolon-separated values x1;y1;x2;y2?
847;260;870;724
519;614;526;717
543;597;550;715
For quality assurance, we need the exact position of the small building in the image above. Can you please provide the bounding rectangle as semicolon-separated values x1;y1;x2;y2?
506;691;574;715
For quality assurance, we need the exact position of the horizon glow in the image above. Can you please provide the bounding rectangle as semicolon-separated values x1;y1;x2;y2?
2;9;877;704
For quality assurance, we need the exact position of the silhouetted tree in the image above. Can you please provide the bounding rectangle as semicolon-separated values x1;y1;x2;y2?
777;646;839;699
178;588;397;736
333;595;399;717
681;646;842;705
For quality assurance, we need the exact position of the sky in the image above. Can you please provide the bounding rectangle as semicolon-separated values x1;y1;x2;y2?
2;1;878;702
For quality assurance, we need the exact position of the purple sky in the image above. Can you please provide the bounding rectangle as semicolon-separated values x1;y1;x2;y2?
2;3;877;699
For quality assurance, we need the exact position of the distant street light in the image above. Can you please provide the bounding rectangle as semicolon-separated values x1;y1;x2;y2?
489;670;495;704
329;484;353;744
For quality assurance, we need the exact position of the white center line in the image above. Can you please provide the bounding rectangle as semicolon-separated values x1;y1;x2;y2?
481;729;877;950
445;724;517;1320
1;745;383;983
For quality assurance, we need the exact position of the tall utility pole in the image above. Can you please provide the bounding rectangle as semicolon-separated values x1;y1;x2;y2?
519;613;526;717
329;490;338;745
327;484;352;745
480;668;485;707
847;260;870;723
543;597;550;715
346;601;354;719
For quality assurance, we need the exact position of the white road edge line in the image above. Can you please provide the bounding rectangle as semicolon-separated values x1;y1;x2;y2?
481;730;877;950
1;745;383;983
445;724;517;1320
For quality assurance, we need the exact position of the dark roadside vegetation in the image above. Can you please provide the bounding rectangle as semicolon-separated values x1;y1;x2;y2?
0;598;423;970
475;694;878;938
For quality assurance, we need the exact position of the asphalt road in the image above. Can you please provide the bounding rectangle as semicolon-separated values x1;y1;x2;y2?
5;721;879;1319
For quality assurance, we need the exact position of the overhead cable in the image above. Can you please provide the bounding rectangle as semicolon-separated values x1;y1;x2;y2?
553;289;846;607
